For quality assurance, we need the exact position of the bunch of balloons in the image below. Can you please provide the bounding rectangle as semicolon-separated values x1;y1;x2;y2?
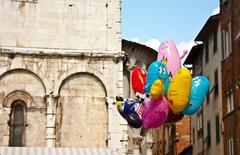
115;40;210;129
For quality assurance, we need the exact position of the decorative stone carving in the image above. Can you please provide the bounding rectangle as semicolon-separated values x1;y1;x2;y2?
45;94;58;147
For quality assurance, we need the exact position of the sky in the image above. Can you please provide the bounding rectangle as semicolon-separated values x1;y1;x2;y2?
122;0;220;54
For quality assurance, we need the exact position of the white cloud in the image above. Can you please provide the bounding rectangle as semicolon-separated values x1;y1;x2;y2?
144;39;161;51
131;38;160;51
131;38;195;56
212;6;220;15
130;38;196;65
177;40;196;57
131;38;141;43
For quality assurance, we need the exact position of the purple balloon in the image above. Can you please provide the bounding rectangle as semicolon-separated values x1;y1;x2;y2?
141;97;169;129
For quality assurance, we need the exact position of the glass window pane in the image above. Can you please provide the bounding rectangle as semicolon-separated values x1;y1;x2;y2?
215;115;220;143
10;101;25;147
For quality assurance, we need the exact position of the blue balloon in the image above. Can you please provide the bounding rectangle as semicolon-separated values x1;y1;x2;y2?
121;98;140;118
126;112;142;128
117;98;143;128
181;76;210;115
143;61;170;95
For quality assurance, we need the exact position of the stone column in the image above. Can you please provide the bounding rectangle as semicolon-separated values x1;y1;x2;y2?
132;137;143;155
145;131;153;155
0;107;11;146
106;96;128;154
45;94;58;147
145;141;154;155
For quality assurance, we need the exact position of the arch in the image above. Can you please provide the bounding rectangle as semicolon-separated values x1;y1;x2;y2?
2;90;35;108
56;67;109;96
0;68;46;94
58;72;107;96
57;72;108;147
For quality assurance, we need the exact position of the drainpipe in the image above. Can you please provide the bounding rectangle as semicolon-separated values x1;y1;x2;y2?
45;94;58;147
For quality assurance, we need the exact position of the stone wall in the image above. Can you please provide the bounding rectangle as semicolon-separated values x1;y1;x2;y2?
0;0;126;152
0;56;46;146
57;73;107;147
0;48;126;151
0;0;121;53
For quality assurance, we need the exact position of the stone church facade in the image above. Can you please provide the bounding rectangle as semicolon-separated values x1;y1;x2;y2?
0;0;127;153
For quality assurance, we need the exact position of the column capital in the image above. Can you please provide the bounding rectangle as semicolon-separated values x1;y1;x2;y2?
132;137;143;149
145;141;154;149
44;94;59;107
44;93;59;99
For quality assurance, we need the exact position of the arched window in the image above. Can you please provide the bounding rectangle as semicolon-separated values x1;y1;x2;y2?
9;100;26;147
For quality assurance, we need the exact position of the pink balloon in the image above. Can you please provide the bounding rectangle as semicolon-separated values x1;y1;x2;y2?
157;40;188;79
141;97;169;129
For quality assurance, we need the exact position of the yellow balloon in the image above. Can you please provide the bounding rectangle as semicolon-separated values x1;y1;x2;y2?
150;79;164;100
167;68;192;113
116;101;123;110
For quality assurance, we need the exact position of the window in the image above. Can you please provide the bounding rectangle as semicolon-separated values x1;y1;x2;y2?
197;111;203;138
9;100;26;147
214;69;219;96
206;90;210;104
206;120;211;147
206;76;210;104
228;138;234;155
215;115;220;144
222;23;232;59
205;41;209;63
213;30;218;53
227;90;234;113
210;70;219;97
222;0;229;5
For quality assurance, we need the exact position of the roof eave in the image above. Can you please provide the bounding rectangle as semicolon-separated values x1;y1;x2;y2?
195;14;220;42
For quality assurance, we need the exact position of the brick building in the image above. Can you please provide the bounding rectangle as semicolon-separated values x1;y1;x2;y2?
176;116;191;154
220;0;240;154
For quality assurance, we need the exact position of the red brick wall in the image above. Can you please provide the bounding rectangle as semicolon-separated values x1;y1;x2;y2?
221;0;240;154
232;0;240;153
176;116;191;154
232;0;240;108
